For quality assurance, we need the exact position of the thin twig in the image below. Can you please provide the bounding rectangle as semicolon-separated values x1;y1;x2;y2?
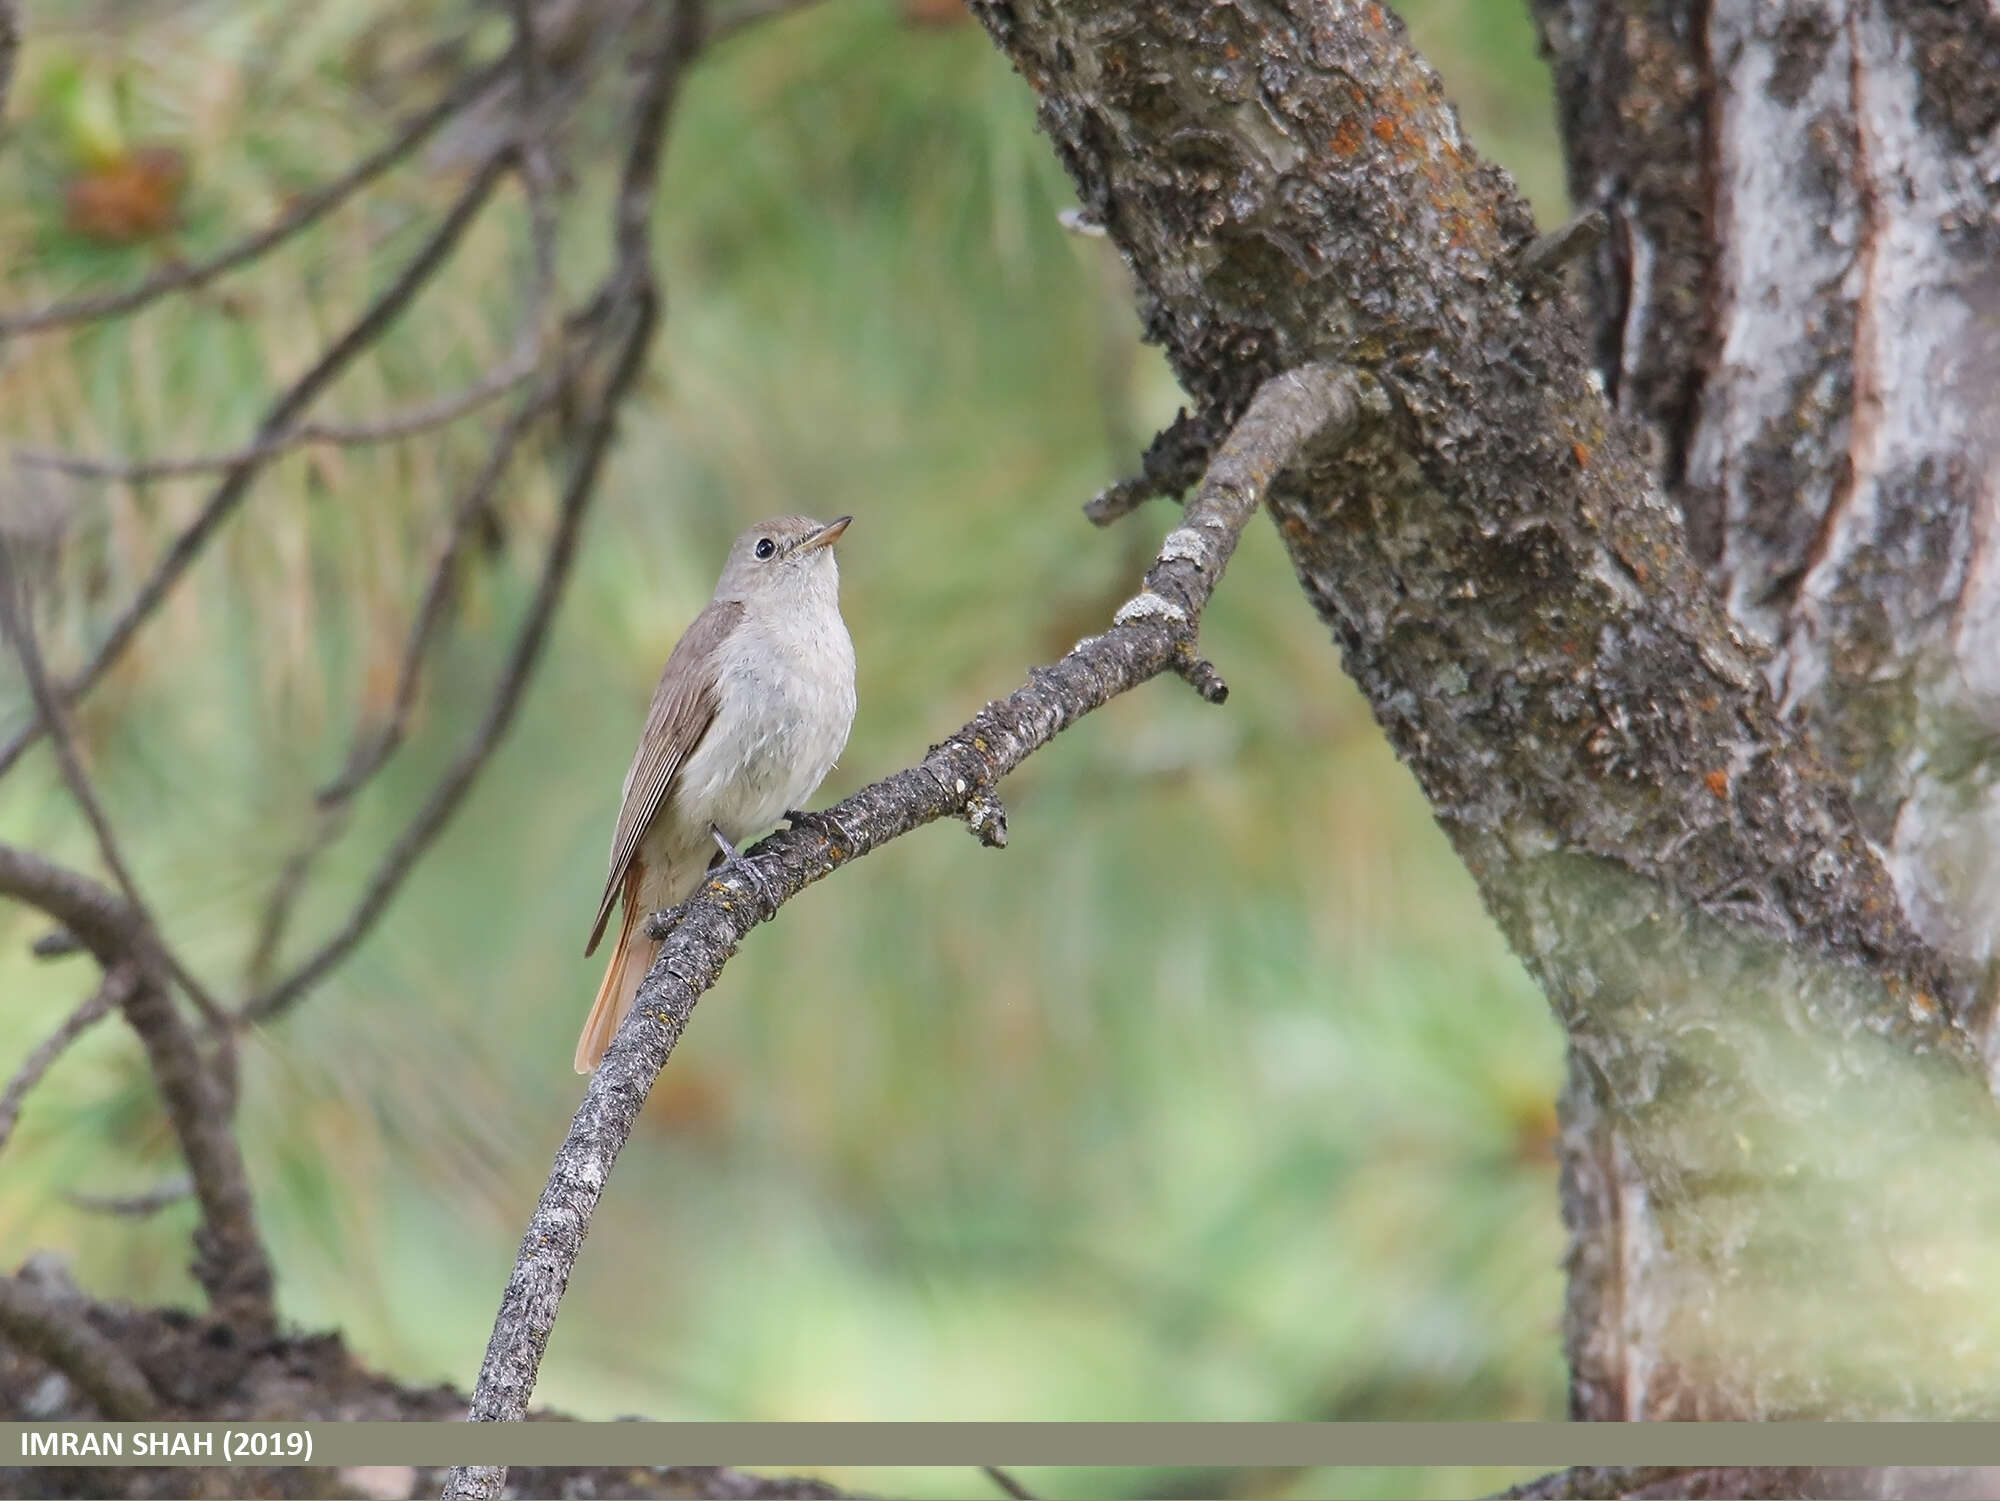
0;539;227;1026
14;151;564;485
1083;406;1226;526
243;364;569;991
13;345;548;481
981;1466;1036;1501
441;362;1362;1501
247;0;689;1035
1513;208;1610;282
0;52;511;337
242;298;653;1026
0;1271;159;1418
0;965;132;1157
64;1175;194;1218
0;150;515;784
243;144;563;988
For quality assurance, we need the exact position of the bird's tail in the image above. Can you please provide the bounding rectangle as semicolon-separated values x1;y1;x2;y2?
574;863;660;1074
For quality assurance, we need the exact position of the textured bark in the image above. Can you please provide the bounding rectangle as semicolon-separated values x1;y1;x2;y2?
1533;0;2000;1423
969;0;2000;1433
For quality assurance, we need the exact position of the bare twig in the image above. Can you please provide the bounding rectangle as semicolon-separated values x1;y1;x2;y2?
15;151;564;487
0;965;132;1157
1513;208;1610;282
64;1175;194;1218
29;927;82;960
14;343;549;482
246;0;690;1035
0;539;227;1026
245;163;564;988
0;843;149;963
0;150;515;785
0;845;275;1330
1083;406;1225;526
243;300;652;1026
442;362;1362;1501
981;1466;1036;1501
0;1271;159;1419
0;52;511;338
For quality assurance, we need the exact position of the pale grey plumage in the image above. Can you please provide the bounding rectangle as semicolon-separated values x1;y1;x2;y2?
576;514;856;1073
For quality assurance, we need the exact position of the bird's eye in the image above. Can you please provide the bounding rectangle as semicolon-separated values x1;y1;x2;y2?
754;538;776;560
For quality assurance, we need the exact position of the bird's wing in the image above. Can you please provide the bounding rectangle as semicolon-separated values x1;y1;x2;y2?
584;598;744;955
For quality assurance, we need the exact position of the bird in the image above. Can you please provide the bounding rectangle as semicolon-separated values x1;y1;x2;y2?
575;515;856;1073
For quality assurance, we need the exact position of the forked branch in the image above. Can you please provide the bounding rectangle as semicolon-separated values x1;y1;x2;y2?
442;360;1363;1501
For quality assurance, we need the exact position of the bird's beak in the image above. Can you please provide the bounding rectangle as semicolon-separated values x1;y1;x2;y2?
799;515;851;552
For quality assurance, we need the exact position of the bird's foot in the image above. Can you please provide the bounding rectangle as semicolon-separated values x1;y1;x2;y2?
705;824;778;908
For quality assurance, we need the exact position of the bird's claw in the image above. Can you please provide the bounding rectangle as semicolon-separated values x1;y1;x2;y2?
706;825;778;908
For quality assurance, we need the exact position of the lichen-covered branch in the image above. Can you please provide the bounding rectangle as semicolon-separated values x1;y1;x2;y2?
441;362;1362;1501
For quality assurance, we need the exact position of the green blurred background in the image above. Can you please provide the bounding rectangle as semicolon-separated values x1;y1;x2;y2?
0;2;1569;1495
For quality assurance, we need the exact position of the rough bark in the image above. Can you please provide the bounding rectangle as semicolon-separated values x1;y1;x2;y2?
968;0;2000;1432
1532;0;2000;1423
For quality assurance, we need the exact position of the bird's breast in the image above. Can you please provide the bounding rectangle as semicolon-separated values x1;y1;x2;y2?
675;603;856;841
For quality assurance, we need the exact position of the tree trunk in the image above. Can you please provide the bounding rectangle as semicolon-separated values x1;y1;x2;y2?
1532;0;2000;1421
969;0;2000;1428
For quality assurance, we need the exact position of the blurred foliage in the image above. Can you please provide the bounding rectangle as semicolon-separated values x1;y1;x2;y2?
0;1;1568;1495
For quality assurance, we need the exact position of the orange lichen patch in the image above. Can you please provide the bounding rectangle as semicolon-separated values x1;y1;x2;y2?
1909;991;1940;1021
1328;116;1365;156
1705;769;1730;800
1632;561;1649;584
1572;441;1591;469
1366;1;1385;25
1372;116;1398;144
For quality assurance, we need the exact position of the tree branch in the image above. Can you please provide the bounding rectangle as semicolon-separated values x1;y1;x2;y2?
0;845;275;1331
0;52;511;338
241;302;648;1025
0;965;131;1157
0;149;515;785
441;361;1362;1500
0;535;227;1026
0;1270;159;1420
63;1176;193;1218
12;150;563;486
243;0;695;1035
